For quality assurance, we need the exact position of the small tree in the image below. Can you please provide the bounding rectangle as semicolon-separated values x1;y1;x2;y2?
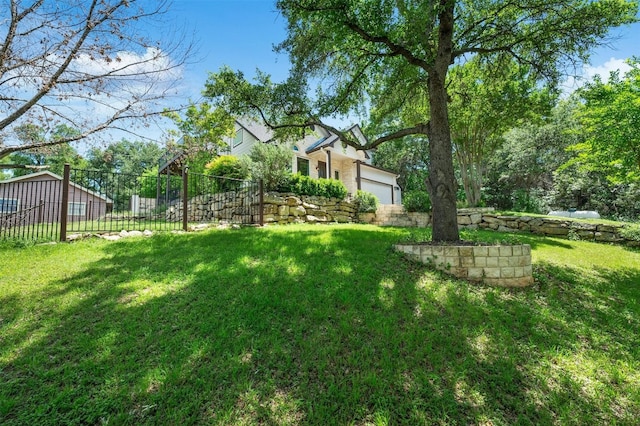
244;143;293;191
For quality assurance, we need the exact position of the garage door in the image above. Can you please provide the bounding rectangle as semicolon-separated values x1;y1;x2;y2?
361;180;393;205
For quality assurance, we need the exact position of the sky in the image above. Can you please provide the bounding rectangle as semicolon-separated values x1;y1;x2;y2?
169;0;640;101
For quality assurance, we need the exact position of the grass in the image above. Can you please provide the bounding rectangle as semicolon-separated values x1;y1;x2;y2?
0;224;638;425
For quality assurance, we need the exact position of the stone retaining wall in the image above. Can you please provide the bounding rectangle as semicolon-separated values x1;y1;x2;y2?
261;193;357;224
466;213;634;244
166;190;357;224
375;207;638;246
394;243;534;287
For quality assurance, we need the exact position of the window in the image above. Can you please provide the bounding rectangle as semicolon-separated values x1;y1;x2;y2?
68;202;86;216
0;198;19;213
233;129;244;148
296;158;310;176
318;161;327;178
334;170;340;180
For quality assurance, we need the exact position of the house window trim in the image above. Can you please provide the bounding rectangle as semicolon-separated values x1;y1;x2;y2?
68;202;86;216
0;198;20;214
233;128;244;148
296;157;310;176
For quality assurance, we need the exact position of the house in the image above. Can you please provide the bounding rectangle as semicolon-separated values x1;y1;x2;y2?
0;171;112;226
224;118;402;205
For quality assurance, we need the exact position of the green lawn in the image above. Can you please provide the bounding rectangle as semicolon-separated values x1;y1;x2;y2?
1;224;638;425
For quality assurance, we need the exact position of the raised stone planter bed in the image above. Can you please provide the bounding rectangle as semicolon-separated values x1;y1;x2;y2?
394;243;534;287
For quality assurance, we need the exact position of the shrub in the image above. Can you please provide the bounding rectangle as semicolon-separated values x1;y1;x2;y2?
402;190;431;212
204;155;249;192
278;174;348;199
354;190;379;213
205;155;248;180
245;143;293;191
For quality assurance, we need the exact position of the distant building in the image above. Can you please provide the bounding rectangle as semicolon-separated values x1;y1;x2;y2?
0;171;112;226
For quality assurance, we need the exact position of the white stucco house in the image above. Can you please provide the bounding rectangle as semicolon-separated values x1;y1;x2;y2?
222;118;402;205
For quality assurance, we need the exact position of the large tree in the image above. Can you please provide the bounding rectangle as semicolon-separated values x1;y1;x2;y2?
206;0;637;241
0;0;191;160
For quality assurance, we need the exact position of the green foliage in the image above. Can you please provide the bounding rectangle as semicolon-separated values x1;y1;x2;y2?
402;190;432;213
87;139;163;176
572;59;640;182
244;143;293;191
548;164;640;220
7;124;86;176
448;55;556;207
510;189;546;214
619;224;640;242
354;190;379;213
205;155;248;180
370;135;429;193
203;155;250;193
278;173;348;199
484;100;581;211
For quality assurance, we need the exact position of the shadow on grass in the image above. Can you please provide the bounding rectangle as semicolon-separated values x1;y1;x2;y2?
1;226;639;424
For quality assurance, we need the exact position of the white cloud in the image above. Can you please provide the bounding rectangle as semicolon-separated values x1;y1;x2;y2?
561;57;631;95
584;57;632;80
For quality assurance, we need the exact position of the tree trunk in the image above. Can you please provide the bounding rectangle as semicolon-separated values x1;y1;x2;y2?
426;1;460;242
427;74;460;241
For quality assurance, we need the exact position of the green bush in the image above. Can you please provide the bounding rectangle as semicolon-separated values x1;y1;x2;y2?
204;155;249;192
205;155;248;179
244;143;293;191
277;174;348;199
354;190;379;213
403;190;431;212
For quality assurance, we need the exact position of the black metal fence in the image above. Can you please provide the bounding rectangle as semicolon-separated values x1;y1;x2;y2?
0;165;263;242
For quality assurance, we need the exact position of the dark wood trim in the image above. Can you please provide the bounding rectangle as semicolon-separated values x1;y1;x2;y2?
327;150;332;179
356;160;361;190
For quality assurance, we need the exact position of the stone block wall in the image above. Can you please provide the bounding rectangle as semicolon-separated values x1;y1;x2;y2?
261;192;357;224
166;190;358;224
373;207;638;246
394;243;534;287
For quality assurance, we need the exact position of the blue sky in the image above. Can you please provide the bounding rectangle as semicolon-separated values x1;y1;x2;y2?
171;0;639;102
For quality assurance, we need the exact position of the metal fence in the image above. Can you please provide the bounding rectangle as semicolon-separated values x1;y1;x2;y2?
0;165;263;242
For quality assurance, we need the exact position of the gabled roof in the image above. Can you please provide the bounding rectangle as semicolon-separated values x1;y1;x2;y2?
236;117;274;143
305;134;339;154
306;124;370;159
1;171;112;203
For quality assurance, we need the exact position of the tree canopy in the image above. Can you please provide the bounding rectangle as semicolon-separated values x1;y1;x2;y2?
570;59;640;182
206;0;637;241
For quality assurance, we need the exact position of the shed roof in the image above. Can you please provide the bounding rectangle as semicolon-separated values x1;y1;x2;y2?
0;171;112;203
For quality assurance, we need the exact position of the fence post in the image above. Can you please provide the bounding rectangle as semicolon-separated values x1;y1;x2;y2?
60;164;70;242
259;179;264;226
182;167;188;232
